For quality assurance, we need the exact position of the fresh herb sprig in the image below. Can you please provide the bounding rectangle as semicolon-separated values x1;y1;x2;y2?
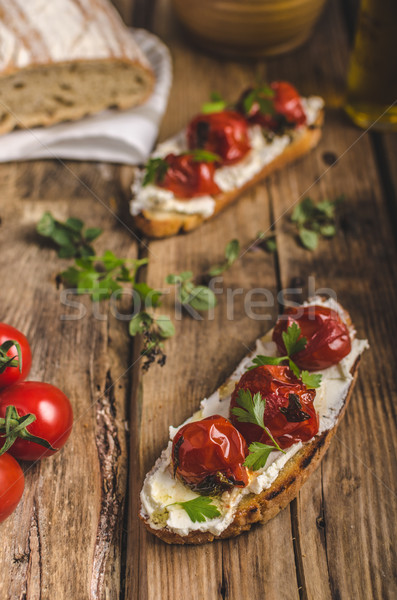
241;83;275;116
231;389;285;471
37;212;102;258
143;157;169;187
208;239;240;276
249;323;322;389
169;496;221;523
201;92;228;115
291;195;344;251
166;271;217;312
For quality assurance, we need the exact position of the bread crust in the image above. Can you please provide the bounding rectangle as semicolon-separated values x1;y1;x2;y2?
133;112;323;238
140;302;362;545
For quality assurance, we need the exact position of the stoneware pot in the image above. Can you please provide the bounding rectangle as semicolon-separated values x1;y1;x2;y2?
171;0;327;58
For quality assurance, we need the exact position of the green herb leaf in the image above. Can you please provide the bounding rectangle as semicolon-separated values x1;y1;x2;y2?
134;282;162;307
187;286;217;311
300;370;322;389
319;224;336;237
155;315;175;338
36;212;102;258
231;389;265;429
143;157;169;186
201;92;227;114
248;355;287;370
208;238;240;276
173;496;221;523
243;441;277;471
188;149;221;163
282;322;307;356
84;227;103;242
299;227;319;250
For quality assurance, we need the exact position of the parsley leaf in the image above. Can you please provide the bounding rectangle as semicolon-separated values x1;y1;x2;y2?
201;92;228;114
282;322;307;356
300;370;323;389
37;211;102;258
231;389;265;429
172;496;221;523
187;149;221;163
231;389;285;470
243;442;277;471
247;323;322;389
143;157;169;186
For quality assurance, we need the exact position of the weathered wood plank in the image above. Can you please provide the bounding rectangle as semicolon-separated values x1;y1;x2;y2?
265;2;397;598
0;160;136;600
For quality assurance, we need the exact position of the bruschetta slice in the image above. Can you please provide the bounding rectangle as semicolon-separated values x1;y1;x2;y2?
140;296;368;544
131;82;324;238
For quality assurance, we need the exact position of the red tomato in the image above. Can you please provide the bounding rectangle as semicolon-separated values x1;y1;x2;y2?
238;81;306;131
172;415;249;494
0;323;32;390
158;153;220;198
187;111;251;165
0;453;24;523
272;305;352;371
0;382;73;461
230;365;318;449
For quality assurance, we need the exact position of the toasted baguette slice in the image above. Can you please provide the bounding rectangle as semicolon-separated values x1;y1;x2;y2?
132;110;323;238
140;297;368;545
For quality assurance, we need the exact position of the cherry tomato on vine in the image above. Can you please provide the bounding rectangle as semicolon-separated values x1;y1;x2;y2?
230;365;318;449
172;415;249;494
272;305;352;371
158;153;221;198
0;323;32;390
187;110;251;165
0;453;24;523
0;382;73;461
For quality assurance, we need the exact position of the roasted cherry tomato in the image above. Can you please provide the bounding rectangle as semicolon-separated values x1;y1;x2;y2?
158;153;220;198
187;110;251;165
172;415;249;494
230;365;318;449
0;382;73;461
0;453;24;523
273;305;352;371
238;81;306;131
0;323;32;390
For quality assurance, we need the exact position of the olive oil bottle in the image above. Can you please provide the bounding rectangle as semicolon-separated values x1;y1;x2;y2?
344;0;397;131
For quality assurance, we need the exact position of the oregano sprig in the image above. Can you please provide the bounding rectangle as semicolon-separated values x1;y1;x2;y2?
208;239;240;276
291;195;344;250
166;271;217;312
37;212;102;258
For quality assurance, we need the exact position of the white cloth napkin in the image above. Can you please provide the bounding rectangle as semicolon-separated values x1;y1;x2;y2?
0;29;172;165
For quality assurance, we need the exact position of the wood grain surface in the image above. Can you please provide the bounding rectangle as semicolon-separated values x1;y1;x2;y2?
0;0;396;599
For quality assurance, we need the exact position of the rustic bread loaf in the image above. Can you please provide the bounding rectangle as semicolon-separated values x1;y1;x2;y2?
0;0;155;134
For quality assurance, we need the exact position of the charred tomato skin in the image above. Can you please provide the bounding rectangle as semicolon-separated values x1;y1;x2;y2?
273;305;352;371
172;415;249;494
157;153;220;198
230;365;318;449
187;110;251;165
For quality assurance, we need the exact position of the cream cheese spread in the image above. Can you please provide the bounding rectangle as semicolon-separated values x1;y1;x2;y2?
140;297;368;537
130;96;324;219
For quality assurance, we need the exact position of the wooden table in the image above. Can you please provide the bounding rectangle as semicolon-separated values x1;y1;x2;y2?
1;1;396;598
